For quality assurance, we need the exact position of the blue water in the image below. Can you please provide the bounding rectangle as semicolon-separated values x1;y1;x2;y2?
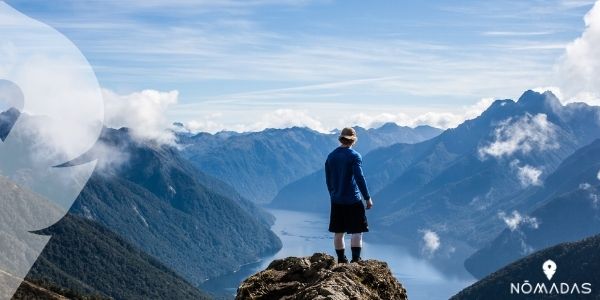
201;209;474;300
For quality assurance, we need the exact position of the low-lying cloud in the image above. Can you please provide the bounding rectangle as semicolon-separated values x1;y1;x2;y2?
336;98;494;130
498;210;539;231
510;160;543;187
420;229;440;256
103;89;179;145
178;108;328;134
580;182;600;208
245;109;327;133
479;113;559;159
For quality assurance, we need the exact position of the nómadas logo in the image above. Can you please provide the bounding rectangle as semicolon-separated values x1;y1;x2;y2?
510;259;592;296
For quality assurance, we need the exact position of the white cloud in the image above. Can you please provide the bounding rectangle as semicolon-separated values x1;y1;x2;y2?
519;238;535;255
470;188;497;211
533;86;564;100
0;5;106;297
517;165;543;187
479;113;559;159
597;169;600;181
483;31;555;37
88;140;130;174
421;230;440;256
580;181;600;208
245;109;327;132
343;97;494;130
183;108;327;134
557;0;600;105
181;119;225;134
15;0;597;134
589;191;600;208
510;160;543;187
498;211;539;231
173;96;496;133
103;89;179;144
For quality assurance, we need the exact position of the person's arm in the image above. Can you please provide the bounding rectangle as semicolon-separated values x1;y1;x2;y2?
325;159;333;194
352;154;371;201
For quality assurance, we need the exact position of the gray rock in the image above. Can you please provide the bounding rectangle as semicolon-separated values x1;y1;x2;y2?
236;253;408;300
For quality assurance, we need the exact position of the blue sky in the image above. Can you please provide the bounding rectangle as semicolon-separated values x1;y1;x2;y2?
4;0;598;132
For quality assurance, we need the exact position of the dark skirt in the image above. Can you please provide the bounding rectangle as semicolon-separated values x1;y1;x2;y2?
328;201;369;234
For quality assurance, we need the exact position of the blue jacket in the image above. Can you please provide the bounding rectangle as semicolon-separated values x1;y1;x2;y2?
325;146;371;204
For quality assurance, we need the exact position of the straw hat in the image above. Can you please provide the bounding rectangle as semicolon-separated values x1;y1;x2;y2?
339;127;357;141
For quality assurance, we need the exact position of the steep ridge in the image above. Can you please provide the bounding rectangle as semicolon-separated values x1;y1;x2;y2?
0;172;208;299
67;127;281;287
13;279;79;300
453;234;600;299
17;214;209;300
465;139;600;278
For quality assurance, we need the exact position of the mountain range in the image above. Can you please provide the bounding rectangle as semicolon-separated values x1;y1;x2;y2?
3;88;600;298
465;138;600;279
177;124;442;204
270;91;600;273
0;109;283;298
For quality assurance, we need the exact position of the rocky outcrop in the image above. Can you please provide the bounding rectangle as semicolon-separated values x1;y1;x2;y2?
236;253;408;300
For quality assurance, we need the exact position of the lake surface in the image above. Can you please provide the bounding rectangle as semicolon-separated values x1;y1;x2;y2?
202;209;474;300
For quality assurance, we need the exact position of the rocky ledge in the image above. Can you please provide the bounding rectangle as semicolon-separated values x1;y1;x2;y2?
236;253;408;300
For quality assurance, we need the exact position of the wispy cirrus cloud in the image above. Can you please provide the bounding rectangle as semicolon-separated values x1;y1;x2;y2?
482;31;556;37
5;0;597;133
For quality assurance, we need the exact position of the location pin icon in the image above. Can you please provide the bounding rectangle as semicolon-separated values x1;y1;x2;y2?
543;260;557;280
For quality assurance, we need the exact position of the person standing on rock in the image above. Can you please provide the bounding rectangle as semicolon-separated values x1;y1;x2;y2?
325;127;373;263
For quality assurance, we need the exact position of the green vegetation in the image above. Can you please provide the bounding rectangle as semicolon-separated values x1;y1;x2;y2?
19;214;209;300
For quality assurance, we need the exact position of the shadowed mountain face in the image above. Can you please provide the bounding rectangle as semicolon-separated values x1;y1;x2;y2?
0;171;208;299
0;111;280;297
66;127;282;287
453;234;600;300
271;91;600;263
465;139;600;279
16;214;210;300
178;124;442;204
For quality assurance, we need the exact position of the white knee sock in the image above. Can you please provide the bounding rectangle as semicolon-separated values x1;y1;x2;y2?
351;233;363;248
334;233;345;250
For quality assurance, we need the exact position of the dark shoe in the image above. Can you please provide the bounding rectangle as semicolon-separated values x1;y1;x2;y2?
338;256;349;264
351;247;362;263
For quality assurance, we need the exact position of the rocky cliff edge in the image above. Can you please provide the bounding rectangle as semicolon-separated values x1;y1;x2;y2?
236;253;408;300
